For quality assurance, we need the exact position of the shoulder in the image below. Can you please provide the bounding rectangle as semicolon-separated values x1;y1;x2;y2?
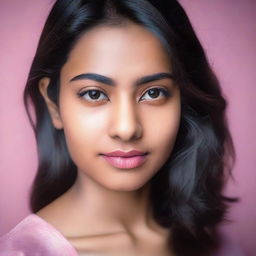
0;214;78;256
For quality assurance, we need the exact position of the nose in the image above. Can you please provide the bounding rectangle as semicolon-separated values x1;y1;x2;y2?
109;97;142;142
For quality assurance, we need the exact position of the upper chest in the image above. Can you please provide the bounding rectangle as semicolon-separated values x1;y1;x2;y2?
67;230;174;256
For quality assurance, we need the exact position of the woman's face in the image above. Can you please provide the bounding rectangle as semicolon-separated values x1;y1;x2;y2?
40;22;181;191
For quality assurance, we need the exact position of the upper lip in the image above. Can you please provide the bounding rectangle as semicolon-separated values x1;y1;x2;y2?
101;150;148;157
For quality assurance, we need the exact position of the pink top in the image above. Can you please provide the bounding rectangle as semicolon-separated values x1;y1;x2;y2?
0;214;78;256
0;214;245;256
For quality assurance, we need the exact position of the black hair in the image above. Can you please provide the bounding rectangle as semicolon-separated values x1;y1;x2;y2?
23;0;238;255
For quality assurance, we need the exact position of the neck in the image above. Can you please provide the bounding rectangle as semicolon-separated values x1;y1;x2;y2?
68;169;154;232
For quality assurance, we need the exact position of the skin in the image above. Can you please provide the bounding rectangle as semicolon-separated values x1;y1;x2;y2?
37;21;180;256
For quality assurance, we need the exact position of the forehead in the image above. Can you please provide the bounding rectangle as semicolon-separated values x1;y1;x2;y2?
61;23;172;81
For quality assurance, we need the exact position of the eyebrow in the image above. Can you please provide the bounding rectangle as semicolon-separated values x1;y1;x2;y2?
69;72;175;86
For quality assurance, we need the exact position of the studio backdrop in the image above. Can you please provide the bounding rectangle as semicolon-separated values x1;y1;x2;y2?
0;1;255;255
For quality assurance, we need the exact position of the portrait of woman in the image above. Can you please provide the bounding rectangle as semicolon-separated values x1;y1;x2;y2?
0;0;254;256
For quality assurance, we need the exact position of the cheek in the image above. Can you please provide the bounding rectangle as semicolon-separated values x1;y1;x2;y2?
59;100;109;163
145;103;181;157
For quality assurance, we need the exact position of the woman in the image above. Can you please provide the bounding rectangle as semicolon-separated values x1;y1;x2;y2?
0;0;241;255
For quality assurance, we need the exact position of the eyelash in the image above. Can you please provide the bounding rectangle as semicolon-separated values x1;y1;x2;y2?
77;87;171;102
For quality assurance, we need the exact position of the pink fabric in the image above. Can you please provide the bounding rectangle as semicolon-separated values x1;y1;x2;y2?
0;214;78;256
0;214;244;256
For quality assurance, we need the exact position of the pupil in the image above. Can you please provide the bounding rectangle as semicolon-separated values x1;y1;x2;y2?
149;89;159;98
89;90;100;99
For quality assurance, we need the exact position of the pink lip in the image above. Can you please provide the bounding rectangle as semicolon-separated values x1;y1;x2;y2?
101;154;148;169
102;150;147;157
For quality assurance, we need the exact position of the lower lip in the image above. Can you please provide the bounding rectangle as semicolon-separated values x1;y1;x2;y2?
101;154;148;169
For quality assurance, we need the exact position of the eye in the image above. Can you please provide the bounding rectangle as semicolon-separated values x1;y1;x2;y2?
140;87;170;101
77;89;108;102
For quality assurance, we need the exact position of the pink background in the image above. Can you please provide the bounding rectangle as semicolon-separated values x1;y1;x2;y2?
0;0;255;255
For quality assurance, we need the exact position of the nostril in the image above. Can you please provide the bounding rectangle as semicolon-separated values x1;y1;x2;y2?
109;123;143;142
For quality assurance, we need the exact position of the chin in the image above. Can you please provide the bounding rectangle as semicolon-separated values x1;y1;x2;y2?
104;178;150;192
